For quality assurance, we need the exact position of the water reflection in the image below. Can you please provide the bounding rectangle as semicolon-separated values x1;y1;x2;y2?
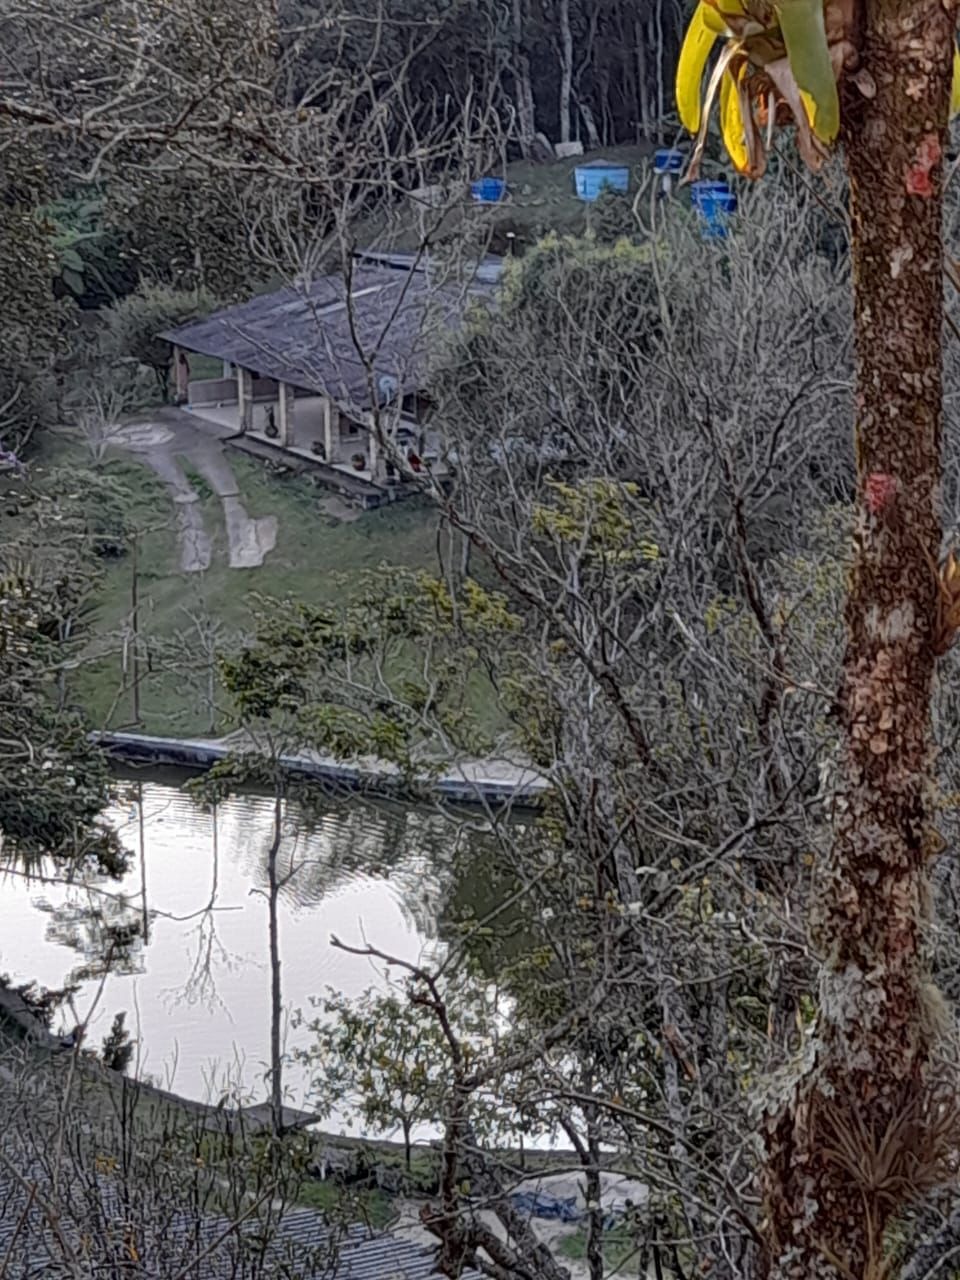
0;774;478;1117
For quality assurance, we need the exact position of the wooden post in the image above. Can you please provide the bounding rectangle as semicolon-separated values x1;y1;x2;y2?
173;346;190;403
323;397;334;461
277;382;294;446
138;780;149;945
237;367;253;433
367;422;381;483
130;531;141;727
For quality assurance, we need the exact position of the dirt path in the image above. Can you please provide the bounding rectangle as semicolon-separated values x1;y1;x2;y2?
109;416;276;572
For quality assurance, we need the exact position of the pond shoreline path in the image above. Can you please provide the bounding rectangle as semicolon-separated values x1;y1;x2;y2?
92;729;550;809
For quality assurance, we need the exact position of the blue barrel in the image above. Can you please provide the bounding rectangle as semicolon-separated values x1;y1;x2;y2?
653;148;684;175
470;177;506;203
691;180;737;239
574;161;630;202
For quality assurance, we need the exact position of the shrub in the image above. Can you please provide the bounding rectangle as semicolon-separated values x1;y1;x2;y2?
100;283;218;400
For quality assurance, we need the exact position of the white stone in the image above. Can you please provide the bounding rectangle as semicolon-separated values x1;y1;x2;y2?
555;140;584;159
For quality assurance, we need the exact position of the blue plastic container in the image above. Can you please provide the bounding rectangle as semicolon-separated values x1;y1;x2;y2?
574;160;630;202
470;177;507;203
653;148;684;175
690;180;737;239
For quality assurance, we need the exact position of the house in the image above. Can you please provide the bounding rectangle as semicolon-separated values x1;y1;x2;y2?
161;255;502;505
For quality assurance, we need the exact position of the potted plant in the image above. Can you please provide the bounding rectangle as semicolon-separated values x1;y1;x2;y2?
351;453;367;471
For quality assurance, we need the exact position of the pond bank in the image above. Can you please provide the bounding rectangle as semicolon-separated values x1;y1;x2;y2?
91;730;550;809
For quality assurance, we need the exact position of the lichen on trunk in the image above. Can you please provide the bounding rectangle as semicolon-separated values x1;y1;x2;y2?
760;1;957;1276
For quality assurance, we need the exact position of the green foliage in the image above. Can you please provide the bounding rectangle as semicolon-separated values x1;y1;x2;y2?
587;186;638;245
0;975;78;1029
296;978;548;1161
294;1179;396;1228
100;1011;135;1074
103;160;272;299
0;140;71;451
41;191;136;308
215;569;515;764
531;478;659;564
557;1225;636;1266
432;235;661;463
0;465;128;874
100;283;219;398
296;989;452;1168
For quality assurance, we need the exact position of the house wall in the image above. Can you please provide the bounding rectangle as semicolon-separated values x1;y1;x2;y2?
185;371;278;407
251;377;278;401
188;377;237;406
331;412;365;464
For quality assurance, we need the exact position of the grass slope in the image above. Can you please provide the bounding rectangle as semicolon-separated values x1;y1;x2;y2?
363;143;655;254
44;438;444;736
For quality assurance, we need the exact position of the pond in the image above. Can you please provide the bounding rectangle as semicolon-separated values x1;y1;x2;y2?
0;771;493;1129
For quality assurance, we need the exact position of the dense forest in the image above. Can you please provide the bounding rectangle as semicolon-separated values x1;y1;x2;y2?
4;1;960;1279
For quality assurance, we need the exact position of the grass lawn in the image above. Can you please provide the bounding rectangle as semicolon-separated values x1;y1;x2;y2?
294;1178;396;1229
31;434;453;737
362;142;656;255
558;1225;638;1268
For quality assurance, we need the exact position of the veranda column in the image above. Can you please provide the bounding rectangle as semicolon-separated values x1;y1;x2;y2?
277;382;295;447
237;367;253;433
367;423;381;483
322;398;334;461
173;346;190;402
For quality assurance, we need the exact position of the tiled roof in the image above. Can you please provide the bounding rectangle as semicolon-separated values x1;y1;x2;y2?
160;261;499;412
0;1163;481;1279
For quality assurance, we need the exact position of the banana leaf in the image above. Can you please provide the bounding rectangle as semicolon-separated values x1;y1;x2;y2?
764;54;829;170
720;69;749;172
686;42;740;180
775;0;839;141
677;2;721;133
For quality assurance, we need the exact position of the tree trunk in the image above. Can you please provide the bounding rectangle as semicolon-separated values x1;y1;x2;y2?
584;1104;603;1280
512;0;536;157
761;3;955;1276
267;784;284;1139
635;18;652;142
652;0;665;140
579;102;601;151
558;0;573;144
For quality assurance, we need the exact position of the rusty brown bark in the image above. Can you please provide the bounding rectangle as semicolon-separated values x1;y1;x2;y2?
760;2;956;1277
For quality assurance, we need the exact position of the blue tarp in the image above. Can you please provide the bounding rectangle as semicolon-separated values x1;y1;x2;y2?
508;1191;581;1222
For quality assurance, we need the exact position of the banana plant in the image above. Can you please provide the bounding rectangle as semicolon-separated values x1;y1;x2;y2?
676;0;960;179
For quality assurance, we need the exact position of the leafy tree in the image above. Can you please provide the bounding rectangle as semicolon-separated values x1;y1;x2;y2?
100;1011;135;1074
100;283;219;401
103;163;269;299
42;191;136;308
0;141;73;452
0;465;127;875
219;194;863;1278
297;989;451;1172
